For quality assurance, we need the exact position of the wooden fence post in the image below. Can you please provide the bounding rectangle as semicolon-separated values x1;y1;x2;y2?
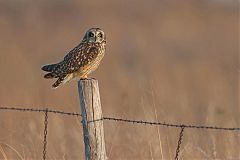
78;79;107;160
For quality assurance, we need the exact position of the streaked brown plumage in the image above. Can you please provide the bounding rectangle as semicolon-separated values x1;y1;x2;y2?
41;28;106;88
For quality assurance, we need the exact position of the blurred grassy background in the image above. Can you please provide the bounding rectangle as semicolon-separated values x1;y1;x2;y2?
0;0;239;159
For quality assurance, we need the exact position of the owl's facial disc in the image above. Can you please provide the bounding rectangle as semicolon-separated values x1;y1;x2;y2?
95;31;105;43
85;28;105;43
87;31;95;42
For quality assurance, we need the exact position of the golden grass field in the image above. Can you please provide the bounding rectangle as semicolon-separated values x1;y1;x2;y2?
0;0;239;159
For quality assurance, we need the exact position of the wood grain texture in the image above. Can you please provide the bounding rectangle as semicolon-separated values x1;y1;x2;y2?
78;79;107;160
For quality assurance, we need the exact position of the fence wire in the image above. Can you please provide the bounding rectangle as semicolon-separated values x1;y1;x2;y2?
0;106;81;116
43;109;48;160
100;117;240;131
0;106;240;160
174;127;185;160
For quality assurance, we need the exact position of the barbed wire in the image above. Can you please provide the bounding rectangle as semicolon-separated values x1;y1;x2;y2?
88;117;240;131
43;109;48;160
0;106;81;116
0;106;240;160
175;127;185;160
1;106;239;131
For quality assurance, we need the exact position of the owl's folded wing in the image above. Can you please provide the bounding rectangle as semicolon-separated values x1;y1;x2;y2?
58;46;99;75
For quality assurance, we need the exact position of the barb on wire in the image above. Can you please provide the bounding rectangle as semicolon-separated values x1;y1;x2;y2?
43;109;48;160
175;127;185;160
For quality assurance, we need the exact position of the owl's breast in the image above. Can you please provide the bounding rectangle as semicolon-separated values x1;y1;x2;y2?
74;42;105;78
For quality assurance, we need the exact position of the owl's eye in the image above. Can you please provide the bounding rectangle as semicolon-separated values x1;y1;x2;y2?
98;32;103;38
88;32;94;37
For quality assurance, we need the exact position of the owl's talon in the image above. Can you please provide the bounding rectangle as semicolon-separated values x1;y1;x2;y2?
80;75;89;80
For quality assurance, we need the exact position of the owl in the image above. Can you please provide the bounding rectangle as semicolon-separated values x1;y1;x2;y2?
41;28;106;88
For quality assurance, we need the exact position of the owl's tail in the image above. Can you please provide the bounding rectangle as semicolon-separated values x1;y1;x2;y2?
42;63;58;79
52;75;66;89
41;64;57;72
52;74;73;89
42;63;71;89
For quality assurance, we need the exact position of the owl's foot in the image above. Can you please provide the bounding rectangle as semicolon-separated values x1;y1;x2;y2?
80;75;88;80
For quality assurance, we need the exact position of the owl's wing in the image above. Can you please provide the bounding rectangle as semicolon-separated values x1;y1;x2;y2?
63;44;81;61
57;45;99;75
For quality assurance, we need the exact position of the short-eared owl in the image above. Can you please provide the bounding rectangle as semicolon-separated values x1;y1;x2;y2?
41;28;106;88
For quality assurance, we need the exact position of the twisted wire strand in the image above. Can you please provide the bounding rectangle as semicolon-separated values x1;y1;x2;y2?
1;106;240;131
0;106;81;116
87;117;240;131
43;109;48;160
175;127;185;160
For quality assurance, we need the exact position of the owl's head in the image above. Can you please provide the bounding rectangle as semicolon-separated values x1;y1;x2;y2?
83;28;106;43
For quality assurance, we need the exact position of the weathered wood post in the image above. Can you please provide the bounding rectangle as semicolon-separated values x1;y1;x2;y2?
78;79;107;160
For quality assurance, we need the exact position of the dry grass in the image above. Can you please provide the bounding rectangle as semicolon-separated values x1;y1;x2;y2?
0;0;239;159
0;142;24;160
